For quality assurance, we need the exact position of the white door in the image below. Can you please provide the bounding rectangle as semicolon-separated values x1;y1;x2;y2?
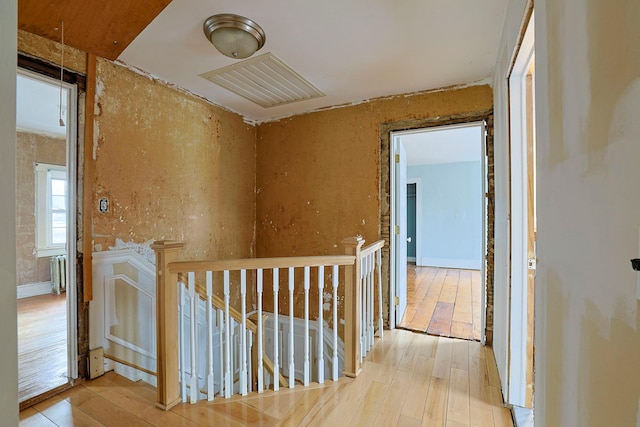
395;140;408;324
507;12;535;408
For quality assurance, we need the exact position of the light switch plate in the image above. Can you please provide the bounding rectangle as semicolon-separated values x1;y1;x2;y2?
98;197;109;213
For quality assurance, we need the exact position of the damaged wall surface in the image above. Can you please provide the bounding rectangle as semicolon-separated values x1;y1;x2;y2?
17;28;493;363
256;85;493;331
90;58;256;264
15;131;66;287
18;30;257;267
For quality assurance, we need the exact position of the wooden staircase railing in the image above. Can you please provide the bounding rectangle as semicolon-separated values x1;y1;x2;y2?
177;272;288;389
153;236;385;410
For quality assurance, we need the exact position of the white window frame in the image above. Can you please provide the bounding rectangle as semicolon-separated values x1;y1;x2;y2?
35;162;67;257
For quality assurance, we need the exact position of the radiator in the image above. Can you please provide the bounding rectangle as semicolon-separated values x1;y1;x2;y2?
50;255;67;295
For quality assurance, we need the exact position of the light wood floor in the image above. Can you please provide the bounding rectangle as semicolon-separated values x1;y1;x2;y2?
399;265;482;341
20;329;513;427
18;293;69;404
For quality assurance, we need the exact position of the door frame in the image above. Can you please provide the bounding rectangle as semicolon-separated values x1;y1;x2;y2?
17;56;85;386
17;68;78;381
387;120;489;341
389;135;408;328
506;11;535;408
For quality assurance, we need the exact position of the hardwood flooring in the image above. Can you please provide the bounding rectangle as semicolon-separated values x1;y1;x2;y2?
20;329;513;427
399;265;482;341
18;293;69;404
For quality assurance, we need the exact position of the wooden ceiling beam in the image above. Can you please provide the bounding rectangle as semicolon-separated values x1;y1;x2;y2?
18;0;173;60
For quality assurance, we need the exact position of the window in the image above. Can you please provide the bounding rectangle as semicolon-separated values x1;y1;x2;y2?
35;163;67;257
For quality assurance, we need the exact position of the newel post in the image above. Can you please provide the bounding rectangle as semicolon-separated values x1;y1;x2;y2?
341;236;365;378
152;240;184;410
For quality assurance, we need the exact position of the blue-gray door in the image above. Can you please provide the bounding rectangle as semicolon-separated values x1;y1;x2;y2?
407;183;416;260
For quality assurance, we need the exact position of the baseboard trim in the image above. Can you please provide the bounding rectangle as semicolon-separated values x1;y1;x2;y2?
17;282;52;299
420;257;481;270
104;357;157;387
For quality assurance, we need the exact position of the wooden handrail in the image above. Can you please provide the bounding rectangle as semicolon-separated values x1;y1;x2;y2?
360;239;385;258
153;237;383;409
167;255;355;274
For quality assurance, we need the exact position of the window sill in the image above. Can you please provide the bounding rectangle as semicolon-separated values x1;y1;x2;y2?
37;247;66;258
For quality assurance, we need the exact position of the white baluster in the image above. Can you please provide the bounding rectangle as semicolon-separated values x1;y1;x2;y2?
179;281;187;402
206;271;214;401
360;256;371;354
218;309;224;395
332;265;339;381
188;272;197;403
376;249;384;338
257;269;264;393
273;268;280;391
247;329;253;393
240;269;248;396
360;258;365;363
364;256;369;352
230;319;235;395
317;266;325;384
288;267;295;389
303;266;310;386
368;255;374;350
362;257;368;355
223;270;231;398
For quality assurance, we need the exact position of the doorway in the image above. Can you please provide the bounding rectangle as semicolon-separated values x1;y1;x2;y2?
16;68;78;404
390;122;487;342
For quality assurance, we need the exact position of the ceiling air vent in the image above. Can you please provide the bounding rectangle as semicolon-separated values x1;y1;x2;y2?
199;52;324;108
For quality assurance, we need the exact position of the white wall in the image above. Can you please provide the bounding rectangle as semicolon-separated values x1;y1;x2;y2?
534;0;640;425
492;0;529;403
408;162;483;269
497;0;640;424
0;0;19;423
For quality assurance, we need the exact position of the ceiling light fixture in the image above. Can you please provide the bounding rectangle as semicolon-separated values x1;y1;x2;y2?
203;14;266;60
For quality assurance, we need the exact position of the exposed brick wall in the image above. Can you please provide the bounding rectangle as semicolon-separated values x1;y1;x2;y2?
485;113;495;345
76;254;89;379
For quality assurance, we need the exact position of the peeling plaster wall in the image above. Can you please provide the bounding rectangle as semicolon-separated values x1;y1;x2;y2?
256;85;492;335
15;131;66;286
18;31;257;317
18;30;86;74
91;59;256;265
534;0;640;425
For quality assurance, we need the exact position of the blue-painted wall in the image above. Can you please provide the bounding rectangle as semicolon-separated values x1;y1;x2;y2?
408;161;482;269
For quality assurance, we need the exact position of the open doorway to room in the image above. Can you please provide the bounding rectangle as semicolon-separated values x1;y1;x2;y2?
16;67;78;405
391;123;487;342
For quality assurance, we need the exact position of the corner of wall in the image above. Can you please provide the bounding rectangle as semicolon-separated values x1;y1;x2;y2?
1;0;19;422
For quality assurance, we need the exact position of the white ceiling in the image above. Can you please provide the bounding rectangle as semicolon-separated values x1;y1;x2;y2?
16;73;68;138
119;0;509;123
400;124;482;166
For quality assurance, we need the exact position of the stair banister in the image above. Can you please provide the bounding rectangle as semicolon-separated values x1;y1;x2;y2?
341;236;365;378
152;237;383;409
151;240;185;410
